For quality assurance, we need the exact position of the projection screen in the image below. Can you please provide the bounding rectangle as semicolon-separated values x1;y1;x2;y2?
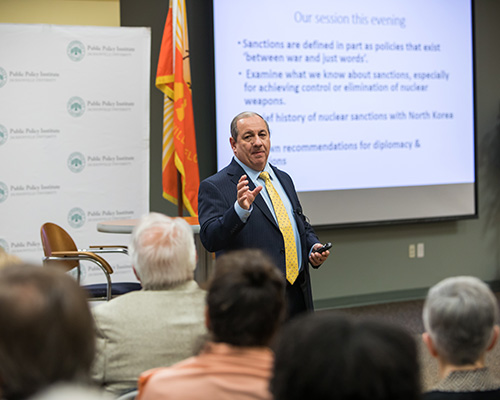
212;0;476;227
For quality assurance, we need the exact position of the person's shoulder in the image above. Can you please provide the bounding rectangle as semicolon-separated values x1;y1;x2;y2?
422;391;443;400
201;160;242;185
92;290;144;317
270;164;294;184
422;390;500;400
28;384;114;400
269;162;291;176
139;358;200;397
422;391;460;400
200;170;225;188
169;281;207;297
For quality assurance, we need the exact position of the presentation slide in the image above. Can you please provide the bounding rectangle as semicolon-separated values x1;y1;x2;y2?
212;0;476;226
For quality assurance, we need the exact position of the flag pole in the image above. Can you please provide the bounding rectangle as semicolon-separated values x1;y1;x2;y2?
157;0;200;217
177;171;183;216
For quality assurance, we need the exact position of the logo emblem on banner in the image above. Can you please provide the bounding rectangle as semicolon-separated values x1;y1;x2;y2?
0;67;7;88
68;152;86;173
0;125;7;146
67;40;86;62
0;238;9;252
0;182;8;203
68;207;86;228
67;97;86;117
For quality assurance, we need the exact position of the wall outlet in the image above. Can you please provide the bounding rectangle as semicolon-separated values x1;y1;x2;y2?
409;244;416;258
417;242;425;258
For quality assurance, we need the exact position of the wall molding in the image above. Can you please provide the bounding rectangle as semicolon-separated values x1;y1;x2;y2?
315;280;500;310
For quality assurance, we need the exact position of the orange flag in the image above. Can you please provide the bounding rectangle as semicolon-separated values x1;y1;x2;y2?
156;0;199;216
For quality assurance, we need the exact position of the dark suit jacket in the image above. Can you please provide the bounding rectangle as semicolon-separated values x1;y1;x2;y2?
198;158;321;311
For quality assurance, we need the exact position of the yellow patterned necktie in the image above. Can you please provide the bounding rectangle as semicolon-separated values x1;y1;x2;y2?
259;171;299;284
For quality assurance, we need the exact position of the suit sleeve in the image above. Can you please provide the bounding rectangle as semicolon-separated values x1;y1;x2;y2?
304;214;322;268
296;202;321;267
198;178;246;253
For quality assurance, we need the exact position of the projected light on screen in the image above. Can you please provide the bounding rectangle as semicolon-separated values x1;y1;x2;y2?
212;0;476;227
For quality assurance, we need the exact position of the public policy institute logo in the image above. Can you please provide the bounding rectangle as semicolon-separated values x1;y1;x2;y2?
0;238;9;253
67;152;86;173
0;182;9;203
0;67;7;88
67;97;86;117
0;125;8;146
67;40;86;62
68;207;86;229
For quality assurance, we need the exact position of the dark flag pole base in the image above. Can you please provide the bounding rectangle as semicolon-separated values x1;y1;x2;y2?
177;170;184;217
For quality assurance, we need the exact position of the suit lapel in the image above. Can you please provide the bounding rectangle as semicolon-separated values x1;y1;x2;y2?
272;165;305;236
252;186;278;228
272;165;297;209
226;159;242;185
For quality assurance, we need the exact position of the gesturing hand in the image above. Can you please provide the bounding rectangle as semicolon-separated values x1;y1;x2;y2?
237;175;263;210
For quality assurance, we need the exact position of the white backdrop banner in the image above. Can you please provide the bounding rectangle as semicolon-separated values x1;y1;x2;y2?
0;24;150;284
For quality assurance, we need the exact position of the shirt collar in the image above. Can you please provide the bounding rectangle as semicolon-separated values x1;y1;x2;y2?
233;156;272;182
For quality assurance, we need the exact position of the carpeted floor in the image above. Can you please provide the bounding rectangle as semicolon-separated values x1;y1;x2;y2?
319;297;500;391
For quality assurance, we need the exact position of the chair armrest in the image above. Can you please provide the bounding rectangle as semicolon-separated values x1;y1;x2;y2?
87;245;129;255
44;251;114;301
49;251;114;274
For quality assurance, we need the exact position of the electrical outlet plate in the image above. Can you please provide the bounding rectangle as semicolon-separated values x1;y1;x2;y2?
409;244;416;258
417;243;424;258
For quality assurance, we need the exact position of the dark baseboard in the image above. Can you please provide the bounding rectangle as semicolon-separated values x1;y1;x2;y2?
314;279;500;310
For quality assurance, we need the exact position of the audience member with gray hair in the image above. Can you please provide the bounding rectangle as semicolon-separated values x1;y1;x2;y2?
422;276;500;399
138;249;286;400
91;212;206;396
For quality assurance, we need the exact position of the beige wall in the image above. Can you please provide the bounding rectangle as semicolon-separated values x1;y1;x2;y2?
0;0;120;26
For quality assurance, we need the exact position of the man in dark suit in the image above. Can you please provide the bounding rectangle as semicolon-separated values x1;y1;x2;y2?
198;111;330;318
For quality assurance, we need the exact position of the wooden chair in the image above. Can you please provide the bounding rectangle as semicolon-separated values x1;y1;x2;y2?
40;222;140;301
